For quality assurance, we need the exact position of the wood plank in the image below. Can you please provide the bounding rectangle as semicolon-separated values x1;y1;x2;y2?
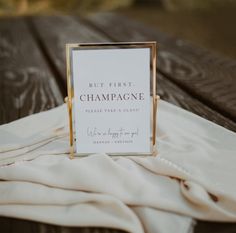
195;221;236;233
0;217;125;233
158;73;236;131
0;16;62;233
31;15;236;131
86;12;236;123
29;15;108;84
0;17;63;124
0;16;126;233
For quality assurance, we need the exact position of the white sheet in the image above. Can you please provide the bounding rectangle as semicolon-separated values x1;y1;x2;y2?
0;100;235;233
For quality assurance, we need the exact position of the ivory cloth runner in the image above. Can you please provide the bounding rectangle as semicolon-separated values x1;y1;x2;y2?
0;100;236;233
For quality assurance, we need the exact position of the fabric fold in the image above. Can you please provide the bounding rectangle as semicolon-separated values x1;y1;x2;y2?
0;100;236;233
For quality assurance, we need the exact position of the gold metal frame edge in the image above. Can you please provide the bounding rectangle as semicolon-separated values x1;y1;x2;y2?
65;42;158;158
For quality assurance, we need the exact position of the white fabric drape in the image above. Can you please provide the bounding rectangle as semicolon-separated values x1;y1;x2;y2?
0;100;235;233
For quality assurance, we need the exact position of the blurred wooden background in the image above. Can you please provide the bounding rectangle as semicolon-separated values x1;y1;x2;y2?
1;0;236;15
0;0;235;60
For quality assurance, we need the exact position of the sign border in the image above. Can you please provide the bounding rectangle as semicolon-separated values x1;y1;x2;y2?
65;42;158;158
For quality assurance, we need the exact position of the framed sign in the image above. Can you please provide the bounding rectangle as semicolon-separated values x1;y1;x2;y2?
66;42;158;158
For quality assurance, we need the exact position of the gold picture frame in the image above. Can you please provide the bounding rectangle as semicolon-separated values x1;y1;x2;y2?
65;42;159;159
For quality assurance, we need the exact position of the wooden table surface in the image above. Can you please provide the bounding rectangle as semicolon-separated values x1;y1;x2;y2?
0;12;236;233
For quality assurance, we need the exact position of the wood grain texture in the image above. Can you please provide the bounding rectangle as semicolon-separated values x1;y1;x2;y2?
158;73;236;131
86;12;236;122
31;15;236;131
0;18;63;124
30;15;108;84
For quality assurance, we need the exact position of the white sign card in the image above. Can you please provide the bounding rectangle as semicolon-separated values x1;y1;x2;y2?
66;42;157;156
